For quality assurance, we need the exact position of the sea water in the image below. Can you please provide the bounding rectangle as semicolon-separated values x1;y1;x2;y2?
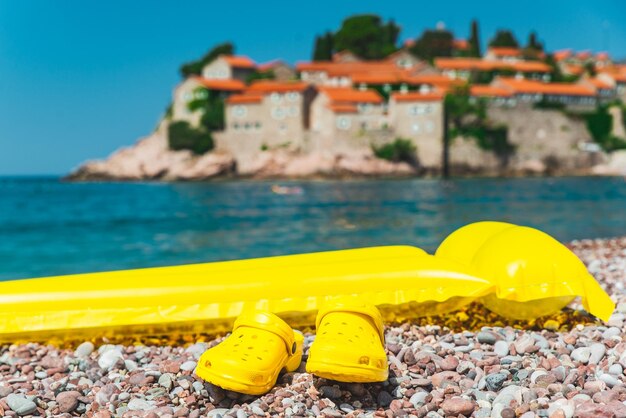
1;176;626;280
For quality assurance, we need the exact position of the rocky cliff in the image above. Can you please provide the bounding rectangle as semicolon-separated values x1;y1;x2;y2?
68;106;624;181
68;122;417;181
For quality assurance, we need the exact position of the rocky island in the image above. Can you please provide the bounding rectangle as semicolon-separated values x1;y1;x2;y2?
68;16;626;181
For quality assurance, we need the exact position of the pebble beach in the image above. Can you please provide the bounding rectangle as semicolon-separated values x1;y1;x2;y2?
1;237;626;418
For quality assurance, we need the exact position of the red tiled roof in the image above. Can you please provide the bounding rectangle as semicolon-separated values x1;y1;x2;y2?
327;103;358;113
192;77;246;91
320;87;383;104
351;70;411;84
554;49;572;62
598;68;626;83
434;58;550;73
470;85;513;98
596;52;610;61
576;51;592;60
222;55;256;69
257;60;286;72
562;63;585;75
453;39;469;50
296;61;399;75
488;47;522;57
508;61;551;73
496;78;597;96
390;91;444;102
434;58;490;71
247;80;310;93
588;78;614;90
226;93;264;104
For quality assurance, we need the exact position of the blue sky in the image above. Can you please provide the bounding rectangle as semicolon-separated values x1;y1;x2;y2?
1;1;625;175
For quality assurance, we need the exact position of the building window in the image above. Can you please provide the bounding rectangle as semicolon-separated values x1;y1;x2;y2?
360;121;368;130
183;92;193;101
288;106;299;117
233;122;240;131
287;92;300;102
255;121;261;130
426;121;434;133
270;93;282;103
232;105;247;118
279;123;287;132
272;107;286;120
424;105;433;114
244;122;251;131
336;116;351;130
412;123;420;133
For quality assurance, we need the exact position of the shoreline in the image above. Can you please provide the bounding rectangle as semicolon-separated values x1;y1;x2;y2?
0;237;624;417
63;171;621;183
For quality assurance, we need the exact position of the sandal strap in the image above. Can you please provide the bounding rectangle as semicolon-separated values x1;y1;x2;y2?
234;311;297;355
316;302;385;343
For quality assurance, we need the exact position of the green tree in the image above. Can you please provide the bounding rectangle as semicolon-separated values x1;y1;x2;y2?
545;53;565;82
444;86;513;157
522;32;544;60
409;29;454;60
332;15;400;59
168;121;214;154
488;30;519;48
180;42;235;78
246;69;275;83
526;32;543;51
186;88;225;131
468;20;481;57
372;138;417;165
312;32;334;61
585;106;626;152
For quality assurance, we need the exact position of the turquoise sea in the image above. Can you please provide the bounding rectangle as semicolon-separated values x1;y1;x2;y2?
2;176;626;281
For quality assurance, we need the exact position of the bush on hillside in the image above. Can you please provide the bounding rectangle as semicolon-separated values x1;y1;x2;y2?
372;138;417;165
581;105;626;152
168;121;214;155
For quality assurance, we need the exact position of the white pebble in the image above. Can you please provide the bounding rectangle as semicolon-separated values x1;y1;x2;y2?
600;373;620;388
180;361;197;371
609;364;623;375
588;343;606;365
494;340;509;357
530;370;548;384
74;341;95;358
570;347;591;363
98;349;123;370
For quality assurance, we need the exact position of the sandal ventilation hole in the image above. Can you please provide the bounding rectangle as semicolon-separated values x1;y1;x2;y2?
204;360;211;368
358;356;370;365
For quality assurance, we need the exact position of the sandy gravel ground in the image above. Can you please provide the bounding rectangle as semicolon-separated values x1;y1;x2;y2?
0;237;625;418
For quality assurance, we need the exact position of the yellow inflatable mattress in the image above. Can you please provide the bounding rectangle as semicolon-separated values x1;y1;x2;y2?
0;246;493;342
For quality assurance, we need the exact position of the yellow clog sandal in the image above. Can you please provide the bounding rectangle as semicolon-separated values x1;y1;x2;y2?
195;311;303;395
306;302;388;383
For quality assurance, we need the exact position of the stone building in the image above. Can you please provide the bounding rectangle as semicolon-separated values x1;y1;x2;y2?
257;60;296;81
388;91;444;169
491;77;598;111
222;81;316;154
309;87;386;139
201;55;256;81
172;77;245;126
